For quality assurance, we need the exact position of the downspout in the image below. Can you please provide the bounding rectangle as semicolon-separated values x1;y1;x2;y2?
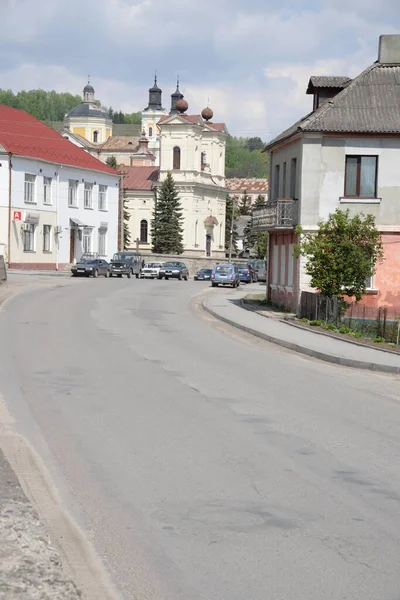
7;153;12;267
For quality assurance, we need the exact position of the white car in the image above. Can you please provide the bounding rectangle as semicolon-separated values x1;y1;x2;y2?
140;262;164;279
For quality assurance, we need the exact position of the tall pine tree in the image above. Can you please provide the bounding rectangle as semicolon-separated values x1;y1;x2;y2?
225;195;239;256
152;173;184;254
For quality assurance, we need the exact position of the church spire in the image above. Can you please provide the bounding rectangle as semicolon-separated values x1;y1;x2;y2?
170;77;184;114
146;72;163;111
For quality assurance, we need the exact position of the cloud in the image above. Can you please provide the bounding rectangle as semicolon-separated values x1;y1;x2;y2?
0;0;399;139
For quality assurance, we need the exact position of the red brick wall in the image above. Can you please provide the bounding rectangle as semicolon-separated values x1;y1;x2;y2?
268;231;299;312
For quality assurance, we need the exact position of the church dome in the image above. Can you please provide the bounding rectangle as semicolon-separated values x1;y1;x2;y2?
66;103;110;119
176;98;188;113
202;107;213;121
83;83;95;94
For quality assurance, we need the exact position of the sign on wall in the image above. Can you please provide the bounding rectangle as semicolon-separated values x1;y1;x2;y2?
13;210;22;221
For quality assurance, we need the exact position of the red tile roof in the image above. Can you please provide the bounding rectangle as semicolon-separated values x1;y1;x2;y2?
118;166;159;190
0;105;117;175
225;178;269;193
158;114;226;131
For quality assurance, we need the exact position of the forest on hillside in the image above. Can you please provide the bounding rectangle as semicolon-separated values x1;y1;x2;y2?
0;89;268;178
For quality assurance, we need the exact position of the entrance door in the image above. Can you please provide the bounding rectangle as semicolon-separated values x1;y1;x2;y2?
69;228;75;263
206;233;211;257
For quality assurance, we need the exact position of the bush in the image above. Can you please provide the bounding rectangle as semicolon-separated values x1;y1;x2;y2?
300;318;309;323
338;326;351;334
349;331;362;338
309;320;323;327
324;323;337;331
387;343;396;348
374;337;385;343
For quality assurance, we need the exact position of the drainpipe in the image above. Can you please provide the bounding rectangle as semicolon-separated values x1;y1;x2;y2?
7;153;12;267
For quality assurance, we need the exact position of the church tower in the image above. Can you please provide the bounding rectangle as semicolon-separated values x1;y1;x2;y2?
170;78;184;114
141;75;168;166
64;80;112;144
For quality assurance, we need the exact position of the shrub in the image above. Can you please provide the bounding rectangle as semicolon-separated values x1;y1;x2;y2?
309;320;323;327
300;318;309;323
338;326;351;334
374;337;385;343
324;323;337;331
387;343;396;348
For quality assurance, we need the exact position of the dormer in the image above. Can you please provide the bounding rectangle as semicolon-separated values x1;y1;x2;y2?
306;76;352;111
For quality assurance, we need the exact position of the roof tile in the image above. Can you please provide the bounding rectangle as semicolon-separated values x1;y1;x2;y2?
118;166;159;190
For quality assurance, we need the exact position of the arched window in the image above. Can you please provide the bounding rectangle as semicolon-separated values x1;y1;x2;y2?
173;146;181;170
140;219;148;243
93;131;99;143
149;126;153;137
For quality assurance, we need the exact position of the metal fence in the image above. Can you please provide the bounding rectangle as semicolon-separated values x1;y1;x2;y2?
299;291;400;343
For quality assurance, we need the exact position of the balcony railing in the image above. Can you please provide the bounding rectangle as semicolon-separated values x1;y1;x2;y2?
252;198;298;231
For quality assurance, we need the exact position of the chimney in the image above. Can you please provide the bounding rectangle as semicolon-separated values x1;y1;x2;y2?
378;34;400;64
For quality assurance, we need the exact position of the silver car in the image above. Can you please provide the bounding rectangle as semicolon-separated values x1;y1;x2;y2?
140;262;164;279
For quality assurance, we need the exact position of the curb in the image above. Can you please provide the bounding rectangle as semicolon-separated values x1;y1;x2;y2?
203;300;400;375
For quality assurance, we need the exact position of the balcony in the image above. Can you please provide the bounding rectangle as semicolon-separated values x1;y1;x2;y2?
252;198;298;231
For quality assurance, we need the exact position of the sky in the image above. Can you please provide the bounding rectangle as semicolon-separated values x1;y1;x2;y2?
1;0;399;140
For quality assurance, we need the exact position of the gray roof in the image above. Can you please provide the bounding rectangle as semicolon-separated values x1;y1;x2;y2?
307;76;351;92
112;124;142;136
266;63;400;149
66;102;110;119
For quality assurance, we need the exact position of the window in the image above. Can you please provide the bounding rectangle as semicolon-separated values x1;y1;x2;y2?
84;182;93;208
201;152;206;171
99;185;107;210
98;229;107;256
43;177;52;204
23;224;35;252
282;162;287;198
149;126;153;137
280;245;286;285
43;225;51;252
345;155;378;197
365;275;374;289
274;165;280;199
173;146;181;170
93;131;99;143
272;245;278;284
140;219;148;243
68;180;78;207
24;174;36;203
82;228;92;253
290;158;297;198
288;244;294;287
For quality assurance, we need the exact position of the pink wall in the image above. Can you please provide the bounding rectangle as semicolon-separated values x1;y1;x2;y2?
268;231;299;312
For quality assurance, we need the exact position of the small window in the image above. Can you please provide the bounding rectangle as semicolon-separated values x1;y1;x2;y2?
173;146;181;170
98;229;107;256
68;180;78;207
82;228;92;253
365;275;374;289
282;162;287;198
201;152;206;171
274;165;280;199
24;174;36;203
43;177;52;204
290;158;297;198
43;224;51;252
149;126;153;137
140;219;148;243
345;155;378;197
84;182;93;209
99;185;107;210
23;224;35;252
93;131;99;143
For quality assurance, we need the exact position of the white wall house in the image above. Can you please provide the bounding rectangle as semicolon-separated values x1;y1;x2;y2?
0;105;119;269
254;34;400;312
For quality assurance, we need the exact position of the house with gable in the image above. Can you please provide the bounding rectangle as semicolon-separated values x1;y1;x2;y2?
254;34;400;312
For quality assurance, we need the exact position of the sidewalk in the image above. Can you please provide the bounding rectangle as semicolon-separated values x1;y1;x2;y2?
203;290;400;374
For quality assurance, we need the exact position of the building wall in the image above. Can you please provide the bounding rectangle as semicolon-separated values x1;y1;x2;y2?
268;231;299;312
66;115;113;145
269;139;302;201
0;154;119;268
141;108;168;166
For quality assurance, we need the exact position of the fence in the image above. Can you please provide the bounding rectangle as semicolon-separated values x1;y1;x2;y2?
299;291;400;344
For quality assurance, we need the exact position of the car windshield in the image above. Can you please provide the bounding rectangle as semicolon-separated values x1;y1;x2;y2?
235;264;248;270
200;269;212;274
164;262;180;267
215;266;232;274
78;259;96;264
113;254;135;262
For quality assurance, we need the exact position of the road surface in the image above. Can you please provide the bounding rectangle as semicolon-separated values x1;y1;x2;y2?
1;277;400;600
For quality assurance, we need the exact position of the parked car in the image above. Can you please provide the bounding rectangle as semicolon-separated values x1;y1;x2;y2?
194;268;212;281
71;258;110;278
158;261;189;280
248;259;267;282
140;262;164;279
235;263;256;284
211;264;240;287
109;252;142;278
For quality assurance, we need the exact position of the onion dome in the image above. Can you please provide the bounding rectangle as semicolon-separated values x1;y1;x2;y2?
176;98;188;113
201;107;213;121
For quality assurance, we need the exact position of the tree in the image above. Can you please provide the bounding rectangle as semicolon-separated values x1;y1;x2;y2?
0;88;82;122
225;195;239;256
244;137;264;152
238;194;252;216
123;195;131;249
294;209;383;302
254;194;267;207
106;156;118;169
243;217;257;254
225;136;269;178
151;173;184;254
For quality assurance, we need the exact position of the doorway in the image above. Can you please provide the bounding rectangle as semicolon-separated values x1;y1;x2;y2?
69;228;75;263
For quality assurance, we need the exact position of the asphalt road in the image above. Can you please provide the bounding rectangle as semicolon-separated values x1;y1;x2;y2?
1;277;400;600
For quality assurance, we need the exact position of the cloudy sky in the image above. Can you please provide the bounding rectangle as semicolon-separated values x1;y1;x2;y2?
1;0;399;140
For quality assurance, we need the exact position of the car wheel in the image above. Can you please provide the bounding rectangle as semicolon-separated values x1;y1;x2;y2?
127;272;131;278
71;273;77;277
184;275;188;281
117;274;122;278
104;270;109;278
211;282;217;287
178;273;182;280
109;273;113;277
165;277;169;280
93;269;98;278
158;275;163;279
135;273;139;279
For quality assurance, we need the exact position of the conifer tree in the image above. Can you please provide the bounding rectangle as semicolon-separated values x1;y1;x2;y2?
151;173;184;254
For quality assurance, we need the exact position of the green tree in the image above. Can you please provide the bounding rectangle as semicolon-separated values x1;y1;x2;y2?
123;196;131;249
244;137;264;152
238;194;252;216
243;217;257;254
106;156;118;169
294;209;383;302
123;111;142;124
225;195;239;256
254;194;267;207
151;173;184;254
0;89;82;121
225;136;269;178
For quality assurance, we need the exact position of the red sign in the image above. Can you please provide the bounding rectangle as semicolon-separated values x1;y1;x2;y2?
13;211;22;221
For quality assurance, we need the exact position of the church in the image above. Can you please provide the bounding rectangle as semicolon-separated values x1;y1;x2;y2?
61;78;229;259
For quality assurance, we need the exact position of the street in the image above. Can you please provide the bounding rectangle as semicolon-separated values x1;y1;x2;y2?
1;276;400;600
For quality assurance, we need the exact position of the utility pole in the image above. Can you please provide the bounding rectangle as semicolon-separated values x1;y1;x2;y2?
228;197;236;262
119;173;124;251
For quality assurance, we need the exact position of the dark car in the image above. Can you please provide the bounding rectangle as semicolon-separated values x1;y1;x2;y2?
158;261;189;280
234;263;256;284
71;258;110;278
109;252;142;278
194;268;212;281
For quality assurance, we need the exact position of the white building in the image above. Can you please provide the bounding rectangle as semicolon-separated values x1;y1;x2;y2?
121;98;229;258
0;105;119;269
254;34;400;312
